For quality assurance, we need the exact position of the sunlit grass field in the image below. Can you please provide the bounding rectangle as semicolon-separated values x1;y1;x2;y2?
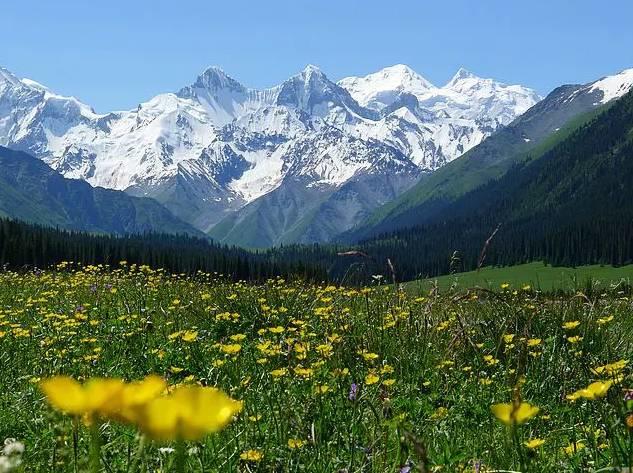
1;262;633;472
411;261;633;293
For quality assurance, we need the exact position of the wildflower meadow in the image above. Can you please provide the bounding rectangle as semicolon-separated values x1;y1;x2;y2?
1;262;633;472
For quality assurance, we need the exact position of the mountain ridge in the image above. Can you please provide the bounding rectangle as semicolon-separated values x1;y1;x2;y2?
0;146;202;236
344;69;633;241
0;63;540;244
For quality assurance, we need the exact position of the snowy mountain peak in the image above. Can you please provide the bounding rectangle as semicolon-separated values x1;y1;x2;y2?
301;64;325;77
0;66;98;120
446;67;478;86
273;64;365;118
380;64;435;88
337;64;435;111
289;64;334;89
0;67;24;89
187;65;246;94
589;68;633;104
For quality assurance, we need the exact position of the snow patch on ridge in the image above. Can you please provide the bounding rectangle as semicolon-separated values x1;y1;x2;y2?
590;68;633;104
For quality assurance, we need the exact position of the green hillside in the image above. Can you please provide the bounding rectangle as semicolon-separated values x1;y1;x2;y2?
318;87;633;283
345;84;610;241
0;146;202;236
408;261;633;292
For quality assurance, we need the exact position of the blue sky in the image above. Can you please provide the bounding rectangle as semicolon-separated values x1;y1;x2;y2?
2;0;632;112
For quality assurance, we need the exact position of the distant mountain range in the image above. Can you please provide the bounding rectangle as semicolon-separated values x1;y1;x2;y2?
1;64;632;250
0;64;540;245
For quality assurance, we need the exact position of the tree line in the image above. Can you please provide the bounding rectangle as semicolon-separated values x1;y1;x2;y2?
0;218;328;282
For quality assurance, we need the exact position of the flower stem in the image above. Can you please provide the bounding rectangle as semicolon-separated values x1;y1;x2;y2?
128;435;147;473
89;422;102;473
175;439;186;473
511;425;527;472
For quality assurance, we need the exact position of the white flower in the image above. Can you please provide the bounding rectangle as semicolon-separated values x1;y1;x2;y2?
0;455;21;473
188;446;199;456
158;447;175;455
2;440;24;457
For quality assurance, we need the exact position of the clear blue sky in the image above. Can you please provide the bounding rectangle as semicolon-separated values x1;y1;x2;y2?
2;0;632;112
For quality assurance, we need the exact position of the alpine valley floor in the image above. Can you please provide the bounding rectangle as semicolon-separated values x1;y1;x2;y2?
2;263;633;472
409;262;633;293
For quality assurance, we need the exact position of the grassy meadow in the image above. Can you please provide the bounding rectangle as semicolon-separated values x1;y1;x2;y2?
411;262;633;293
1;262;633;472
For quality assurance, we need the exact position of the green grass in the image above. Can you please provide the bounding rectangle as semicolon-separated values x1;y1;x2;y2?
2;263;633;472
410;261;633;292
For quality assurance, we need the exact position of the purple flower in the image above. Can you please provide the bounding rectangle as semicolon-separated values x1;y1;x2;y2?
399;467;411;473
349;383;358;401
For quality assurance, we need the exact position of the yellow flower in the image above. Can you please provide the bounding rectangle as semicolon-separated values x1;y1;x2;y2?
483;355;499;366
503;334;515;344
597;315;614;325
314;384;330;394
365;373;380;385
240;449;263;462
524;438;545;449
270;368;288;378
562;321;580;330
491;401;540;426
527;338;542;347
500;283;510;289
268;326;285;334
563;441;585;455
591;359;628;377
181;331;198;343
431;406;448;420
292;366;313;378
288;438;306;449
219;344;242;355
138;385;242;441
40;376;125;417
315;344;333;358
361;351;379;361
566;336;583;344
116;375;167;423
567;380;613;401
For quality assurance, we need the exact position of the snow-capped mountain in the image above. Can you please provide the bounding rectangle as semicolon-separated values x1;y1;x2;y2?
344;68;633;242
338;65;542;168
337;64;435;112
0;63;544;244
